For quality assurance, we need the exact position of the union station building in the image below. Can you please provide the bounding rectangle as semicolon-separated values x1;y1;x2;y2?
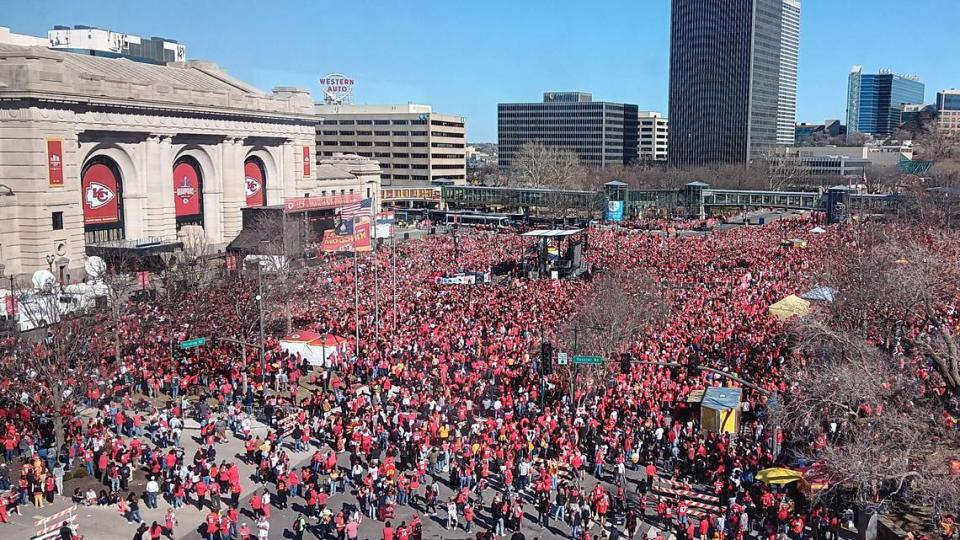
0;42;321;277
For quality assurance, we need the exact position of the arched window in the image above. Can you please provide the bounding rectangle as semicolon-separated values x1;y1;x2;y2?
172;155;205;228
81;156;125;244
244;156;267;207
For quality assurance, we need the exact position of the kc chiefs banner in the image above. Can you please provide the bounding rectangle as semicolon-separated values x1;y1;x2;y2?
47;138;64;188
321;217;372;253
173;160;202;217
81;162;121;225
244;159;265;207
302;146;311;176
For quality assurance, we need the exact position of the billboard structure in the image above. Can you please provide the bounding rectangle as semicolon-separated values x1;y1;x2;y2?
319;73;354;104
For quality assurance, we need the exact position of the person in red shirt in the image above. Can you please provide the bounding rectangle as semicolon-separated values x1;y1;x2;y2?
382;521;395;540
205;511;219;540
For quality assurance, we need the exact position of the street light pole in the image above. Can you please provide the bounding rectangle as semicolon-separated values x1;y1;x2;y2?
257;265;265;387
391;236;397;336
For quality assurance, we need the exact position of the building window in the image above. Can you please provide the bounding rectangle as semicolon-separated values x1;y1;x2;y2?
52;211;64;230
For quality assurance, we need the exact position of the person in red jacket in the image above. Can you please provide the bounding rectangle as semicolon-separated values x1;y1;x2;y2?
382;520;395;540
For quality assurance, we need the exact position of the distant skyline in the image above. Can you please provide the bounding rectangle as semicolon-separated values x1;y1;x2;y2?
4;0;959;142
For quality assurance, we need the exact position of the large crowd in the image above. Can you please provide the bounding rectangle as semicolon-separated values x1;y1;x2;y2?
0;214;956;540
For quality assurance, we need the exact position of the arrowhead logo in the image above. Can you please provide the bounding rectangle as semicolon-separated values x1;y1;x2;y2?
245;176;261;198
85;182;115;209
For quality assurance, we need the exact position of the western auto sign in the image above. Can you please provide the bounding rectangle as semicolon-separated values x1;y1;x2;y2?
302;145;311;177
244;159;265;207
81;162;121;225
47;138;64;188
319;73;354;103
173;160;202;217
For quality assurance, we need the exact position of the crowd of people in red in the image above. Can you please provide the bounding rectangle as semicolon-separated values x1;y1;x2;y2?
0;215;954;540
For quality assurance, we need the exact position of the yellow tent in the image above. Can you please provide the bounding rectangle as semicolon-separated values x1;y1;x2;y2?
756;467;804;485
768;295;811;321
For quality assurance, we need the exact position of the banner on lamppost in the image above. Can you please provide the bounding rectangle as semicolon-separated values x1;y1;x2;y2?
375;211;395;239
606;200;624;222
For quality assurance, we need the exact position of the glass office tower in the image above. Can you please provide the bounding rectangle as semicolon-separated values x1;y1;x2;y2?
846;66;925;141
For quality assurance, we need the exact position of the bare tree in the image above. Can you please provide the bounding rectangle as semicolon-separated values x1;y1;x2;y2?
250;213;300;334
557;267;668;400
2;306;100;449
510;141;585;188
778;227;960;528
914;126;959;162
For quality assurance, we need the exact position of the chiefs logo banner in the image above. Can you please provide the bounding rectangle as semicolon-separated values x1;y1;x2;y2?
302;145;311;176
244;159;265;207
82;163;120;224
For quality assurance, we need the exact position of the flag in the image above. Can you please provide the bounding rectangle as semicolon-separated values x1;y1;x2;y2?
340;198;372;220
375;211;395;239
334;218;355;236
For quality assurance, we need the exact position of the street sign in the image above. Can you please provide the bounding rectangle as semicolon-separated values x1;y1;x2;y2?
573;355;603;365
557;352;568;365
179;337;207;349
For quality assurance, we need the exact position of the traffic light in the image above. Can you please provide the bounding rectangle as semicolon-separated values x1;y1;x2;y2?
540;341;554;375
620;352;631;374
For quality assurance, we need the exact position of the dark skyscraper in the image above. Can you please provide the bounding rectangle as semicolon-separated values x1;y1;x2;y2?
668;0;800;166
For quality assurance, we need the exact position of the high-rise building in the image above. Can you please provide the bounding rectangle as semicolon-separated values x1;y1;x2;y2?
668;0;800;166
315;103;466;186
0;25;185;64
47;26;185;64
638;112;669;161
936;89;960;138
846;66;925;141
498;92;639;170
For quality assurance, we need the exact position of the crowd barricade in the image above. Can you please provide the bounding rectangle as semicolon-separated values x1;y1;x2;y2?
32;504;79;540
651;476;721;519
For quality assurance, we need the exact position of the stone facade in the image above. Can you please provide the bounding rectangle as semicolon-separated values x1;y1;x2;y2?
0;44;318;276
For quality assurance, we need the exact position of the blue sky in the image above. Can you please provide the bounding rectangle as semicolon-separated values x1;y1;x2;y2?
4;0;959;142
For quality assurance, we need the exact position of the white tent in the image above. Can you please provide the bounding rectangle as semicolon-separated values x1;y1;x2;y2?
809;226;826;234
801;286;837;302
279;330;349;367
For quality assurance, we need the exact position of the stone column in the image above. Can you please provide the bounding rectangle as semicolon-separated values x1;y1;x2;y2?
279;139;298;201
201;142;225;245
143;134;177;241
221;137;246;240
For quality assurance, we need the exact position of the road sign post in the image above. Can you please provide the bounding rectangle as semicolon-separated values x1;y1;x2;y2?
179;337;207;349
557;352;568;365
573;355;603;365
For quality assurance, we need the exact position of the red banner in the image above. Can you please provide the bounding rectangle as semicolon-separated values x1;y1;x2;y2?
173;161;202;217
47;138;64;188
302;145;311;176
136;271;150;289
320;217;372;253
284;193;360;213
82;162;121;225
226;255;237;272
5;295;17;317
244;159;265;207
